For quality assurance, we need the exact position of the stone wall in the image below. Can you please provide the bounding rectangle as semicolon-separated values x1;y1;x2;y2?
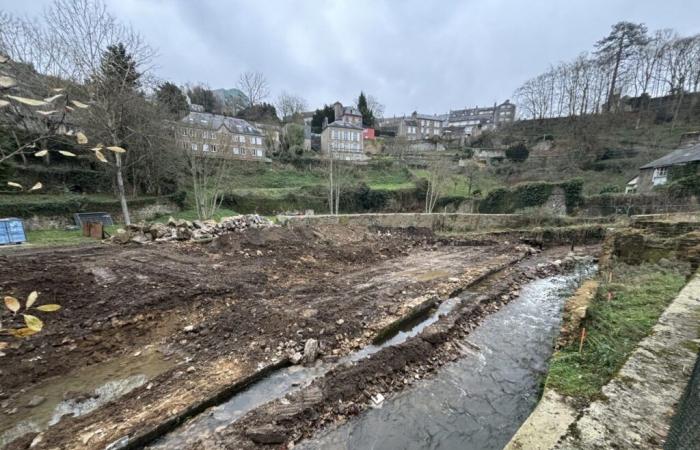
277;213;602;233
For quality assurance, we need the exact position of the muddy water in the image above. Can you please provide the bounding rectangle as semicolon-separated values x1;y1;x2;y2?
0;348;173;449
147;297;462;449
298;264;596;450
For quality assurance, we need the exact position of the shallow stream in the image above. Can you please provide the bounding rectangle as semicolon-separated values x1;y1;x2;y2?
297;264;596;450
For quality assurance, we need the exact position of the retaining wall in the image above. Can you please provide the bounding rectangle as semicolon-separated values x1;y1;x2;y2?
277;213;605;233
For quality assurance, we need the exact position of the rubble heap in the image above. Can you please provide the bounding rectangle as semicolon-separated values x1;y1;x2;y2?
111;214;275;244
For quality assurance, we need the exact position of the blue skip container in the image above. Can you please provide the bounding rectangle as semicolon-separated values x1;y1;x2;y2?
0;218;27;245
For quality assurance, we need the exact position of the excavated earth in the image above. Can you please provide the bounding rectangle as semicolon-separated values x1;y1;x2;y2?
0;224;546;450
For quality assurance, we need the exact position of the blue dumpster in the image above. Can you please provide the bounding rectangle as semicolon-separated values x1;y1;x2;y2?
0;218;27;245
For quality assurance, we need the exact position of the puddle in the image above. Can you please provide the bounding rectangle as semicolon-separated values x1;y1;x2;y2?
298;263;597;450
410;270;451;282
0;349;173;449
147;297;463;449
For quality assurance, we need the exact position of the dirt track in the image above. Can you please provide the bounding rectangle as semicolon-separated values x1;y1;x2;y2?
0;224;531;449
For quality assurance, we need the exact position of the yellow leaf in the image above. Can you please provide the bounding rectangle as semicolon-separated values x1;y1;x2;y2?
70;100;89;108
76;132;88;144
59;150;76;157
0;99;9;108
106;146;126;153
34;150;48;157
44;94;63;103
9;327;38;338
7;181;22;189
6;95;49;107
0;76;16;88
91;144;104;151
36;110;58;116
26;291;39;308
36;304;61;312
29;182;42;191
4;296;20;313
95;149;108;163
23;314;43;332
65;105;75;112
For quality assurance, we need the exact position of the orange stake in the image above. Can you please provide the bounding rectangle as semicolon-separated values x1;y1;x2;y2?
579;327;587;353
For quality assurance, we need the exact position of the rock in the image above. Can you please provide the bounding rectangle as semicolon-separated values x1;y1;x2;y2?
27;395;46;408
301;308;318;318
187;366;195;373
303;338;319;365
290;352;303;364
246;425;287;445
129;233;150;245
175;227;191;241
336;319;345;325
183;325;195;332
111;230;131;245
148;222;169;239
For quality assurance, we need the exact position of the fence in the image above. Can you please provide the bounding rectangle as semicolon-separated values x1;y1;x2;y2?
664;351;700;450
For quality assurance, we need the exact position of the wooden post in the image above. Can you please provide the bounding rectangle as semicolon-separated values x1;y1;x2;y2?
578;327;587;353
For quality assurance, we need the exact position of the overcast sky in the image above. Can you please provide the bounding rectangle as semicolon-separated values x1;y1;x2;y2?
2;0;700;115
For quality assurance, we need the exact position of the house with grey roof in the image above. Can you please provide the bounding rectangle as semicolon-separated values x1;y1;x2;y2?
377;112;443;141
321;101;367;162
447;100;515;137
634;139;700;193
176;110;267;161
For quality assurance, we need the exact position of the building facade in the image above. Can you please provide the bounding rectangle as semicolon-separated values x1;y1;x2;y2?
177;110;266;161
320;101;366;161
447;100;516;136
377;112;444;140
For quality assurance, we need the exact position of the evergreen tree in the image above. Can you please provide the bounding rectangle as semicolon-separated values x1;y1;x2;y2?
99;43;140;88
187;85;221;113
155;82;189;118
310;105;335;133
357;91;375;127
595;22;649;112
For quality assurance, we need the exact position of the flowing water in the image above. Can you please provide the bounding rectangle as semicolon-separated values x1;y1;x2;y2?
297;264;596;450
148;297;463;449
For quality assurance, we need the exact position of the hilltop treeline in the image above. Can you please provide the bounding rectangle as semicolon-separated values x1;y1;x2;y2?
514;22;700;124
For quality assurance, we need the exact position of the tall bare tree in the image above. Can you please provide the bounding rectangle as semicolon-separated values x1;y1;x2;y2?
276;91;307;121
237;71;269;107
424;159;451;213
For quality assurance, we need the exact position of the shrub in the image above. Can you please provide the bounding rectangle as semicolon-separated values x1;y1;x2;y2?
599;184;622;194
505;143;529;162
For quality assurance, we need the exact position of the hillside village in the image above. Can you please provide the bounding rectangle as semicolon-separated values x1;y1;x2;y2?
1;2;700;450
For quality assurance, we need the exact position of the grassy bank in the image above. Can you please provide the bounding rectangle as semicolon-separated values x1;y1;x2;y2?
546;262;689;399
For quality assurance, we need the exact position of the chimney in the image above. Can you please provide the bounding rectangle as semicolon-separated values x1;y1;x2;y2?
333;102;343;122
322;117;329;129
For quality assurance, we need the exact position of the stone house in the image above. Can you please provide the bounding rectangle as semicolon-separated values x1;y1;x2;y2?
320;102;366;162
177;111;266;160
377;112;444;141
636;142;700;193
447;100;515;136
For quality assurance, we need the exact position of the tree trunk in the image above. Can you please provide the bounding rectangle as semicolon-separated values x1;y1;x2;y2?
606;44;624;112
115;153;131;225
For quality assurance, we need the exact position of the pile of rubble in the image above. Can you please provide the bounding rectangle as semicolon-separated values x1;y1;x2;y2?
111;214;275;244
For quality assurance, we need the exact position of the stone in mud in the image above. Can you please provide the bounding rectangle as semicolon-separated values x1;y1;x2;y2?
27;395;46;408
303;338;319;365
290;352;303;364
245;424;287;444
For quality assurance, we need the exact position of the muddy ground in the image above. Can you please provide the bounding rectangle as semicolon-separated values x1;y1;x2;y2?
0;224;534;450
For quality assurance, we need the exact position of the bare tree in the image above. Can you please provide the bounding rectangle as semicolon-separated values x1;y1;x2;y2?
424;159;451;213
276;91;307;121
187;150;230;220
237;71;269;107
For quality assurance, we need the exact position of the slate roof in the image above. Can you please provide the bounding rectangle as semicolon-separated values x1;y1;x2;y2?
181;111;262;136
640;143;700;169
342;106;361;116
327;120;363;130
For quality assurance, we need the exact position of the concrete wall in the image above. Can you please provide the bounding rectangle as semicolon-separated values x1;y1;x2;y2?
278;213;600;233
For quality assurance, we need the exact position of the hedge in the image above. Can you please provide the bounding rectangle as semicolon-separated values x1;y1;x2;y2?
0;193;180;219
479;178;584;214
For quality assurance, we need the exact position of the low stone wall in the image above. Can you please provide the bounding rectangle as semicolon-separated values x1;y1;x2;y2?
277;213;603;233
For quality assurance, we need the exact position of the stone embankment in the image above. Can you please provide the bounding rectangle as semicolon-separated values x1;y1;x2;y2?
111;215;275;244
